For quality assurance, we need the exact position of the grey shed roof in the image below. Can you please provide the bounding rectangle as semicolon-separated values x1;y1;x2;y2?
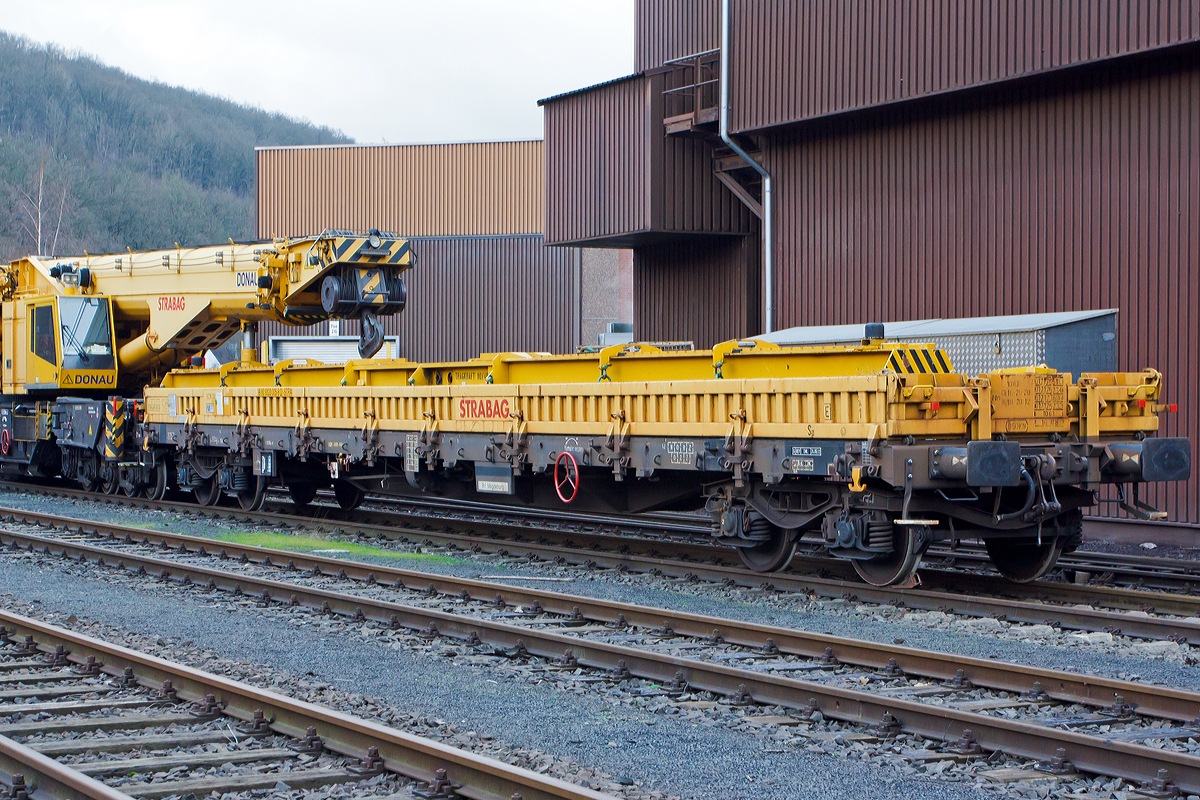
758;309;1118;346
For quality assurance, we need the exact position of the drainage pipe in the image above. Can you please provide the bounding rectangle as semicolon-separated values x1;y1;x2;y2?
719;0;774;334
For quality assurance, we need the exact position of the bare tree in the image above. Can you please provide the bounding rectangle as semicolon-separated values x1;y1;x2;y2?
18;159;45;254
50;181;68;256
17;156;71;257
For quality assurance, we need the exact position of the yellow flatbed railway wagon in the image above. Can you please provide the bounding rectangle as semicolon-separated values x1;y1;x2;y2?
0;235;1189;587
139;330;1190;587
0;231;412;490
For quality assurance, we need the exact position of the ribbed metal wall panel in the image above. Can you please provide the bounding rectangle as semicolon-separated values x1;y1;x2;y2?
649;73;754;235
543;76;652;246
635;0;720;72
757;61;1199;523
634;233;759;348
542;74;753;247
259;235;576;363
255;141;544;238
731;0;1200;132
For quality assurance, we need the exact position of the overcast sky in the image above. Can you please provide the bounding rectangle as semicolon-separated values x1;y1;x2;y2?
2;0;635;143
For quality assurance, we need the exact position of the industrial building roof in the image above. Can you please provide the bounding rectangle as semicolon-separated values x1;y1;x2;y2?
757;309;1119;345
537;73;642;106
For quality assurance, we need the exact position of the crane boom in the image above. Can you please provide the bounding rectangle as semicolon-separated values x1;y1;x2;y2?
0;230;412;393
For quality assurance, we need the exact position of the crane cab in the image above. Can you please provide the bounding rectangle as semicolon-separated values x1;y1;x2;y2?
7;295;117;394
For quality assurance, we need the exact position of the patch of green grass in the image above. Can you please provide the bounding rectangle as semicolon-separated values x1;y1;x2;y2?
210;530;458;564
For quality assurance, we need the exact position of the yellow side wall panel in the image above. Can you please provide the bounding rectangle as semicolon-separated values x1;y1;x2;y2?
144;367;1164;444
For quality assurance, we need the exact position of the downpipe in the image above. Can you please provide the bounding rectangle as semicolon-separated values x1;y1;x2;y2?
720;0;773;333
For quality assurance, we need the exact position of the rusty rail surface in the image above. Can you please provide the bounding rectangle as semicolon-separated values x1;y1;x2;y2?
12;479;1200;593
11;480;1200;592
0;732;134;800
6;526;1200;793
0;609;615;800
2;489;1200;645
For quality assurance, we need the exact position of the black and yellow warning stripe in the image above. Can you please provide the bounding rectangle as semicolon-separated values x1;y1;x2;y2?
885;347;953;374
332;236;412;265
103;399;125;459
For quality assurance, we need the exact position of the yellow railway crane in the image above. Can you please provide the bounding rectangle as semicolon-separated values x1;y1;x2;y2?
0;233;1191;588
0;230;413;495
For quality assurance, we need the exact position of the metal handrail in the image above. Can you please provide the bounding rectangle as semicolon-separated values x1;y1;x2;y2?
661;49;721;121
661;47;720;66
662;79;719;95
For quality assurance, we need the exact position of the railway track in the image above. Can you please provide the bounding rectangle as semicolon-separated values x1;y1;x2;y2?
298;490;1200;593
13;481;1200;594
5;515;1200;794
0;610;615;800
4;483;1200;644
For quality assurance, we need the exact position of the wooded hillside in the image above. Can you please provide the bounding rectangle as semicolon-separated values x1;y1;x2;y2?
0;33;350;260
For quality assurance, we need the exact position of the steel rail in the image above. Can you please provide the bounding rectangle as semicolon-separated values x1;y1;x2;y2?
332;493;1200;584
13;480;1200;592
0;609;614;800
907;543;1200;587
320;507;1200;624
0;733;134;800
4;501;1200;645
7;530;1200;792
11;481;1200;591
342;494;1200;591
309;490;709;536
337;490;1200;590
6;522;1193;715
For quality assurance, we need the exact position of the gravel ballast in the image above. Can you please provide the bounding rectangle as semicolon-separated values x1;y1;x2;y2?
8;488;1200;800
0;555;994;800
2;489;1196;691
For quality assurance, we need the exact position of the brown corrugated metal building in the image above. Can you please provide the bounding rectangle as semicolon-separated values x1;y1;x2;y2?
255;141;632;360
541;0;1200;525
256;141;544;238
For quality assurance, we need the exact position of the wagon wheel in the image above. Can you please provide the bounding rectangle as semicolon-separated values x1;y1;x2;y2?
554;452;579;504
78;452;102;492
100;462;120;495
984;537;1062;583
146;462;169;502
984;510;1081;583
288;481;318;509
333;479;365;511
852;524;928;587
193;474;221;507
237;475;267;511
736;524;798;573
